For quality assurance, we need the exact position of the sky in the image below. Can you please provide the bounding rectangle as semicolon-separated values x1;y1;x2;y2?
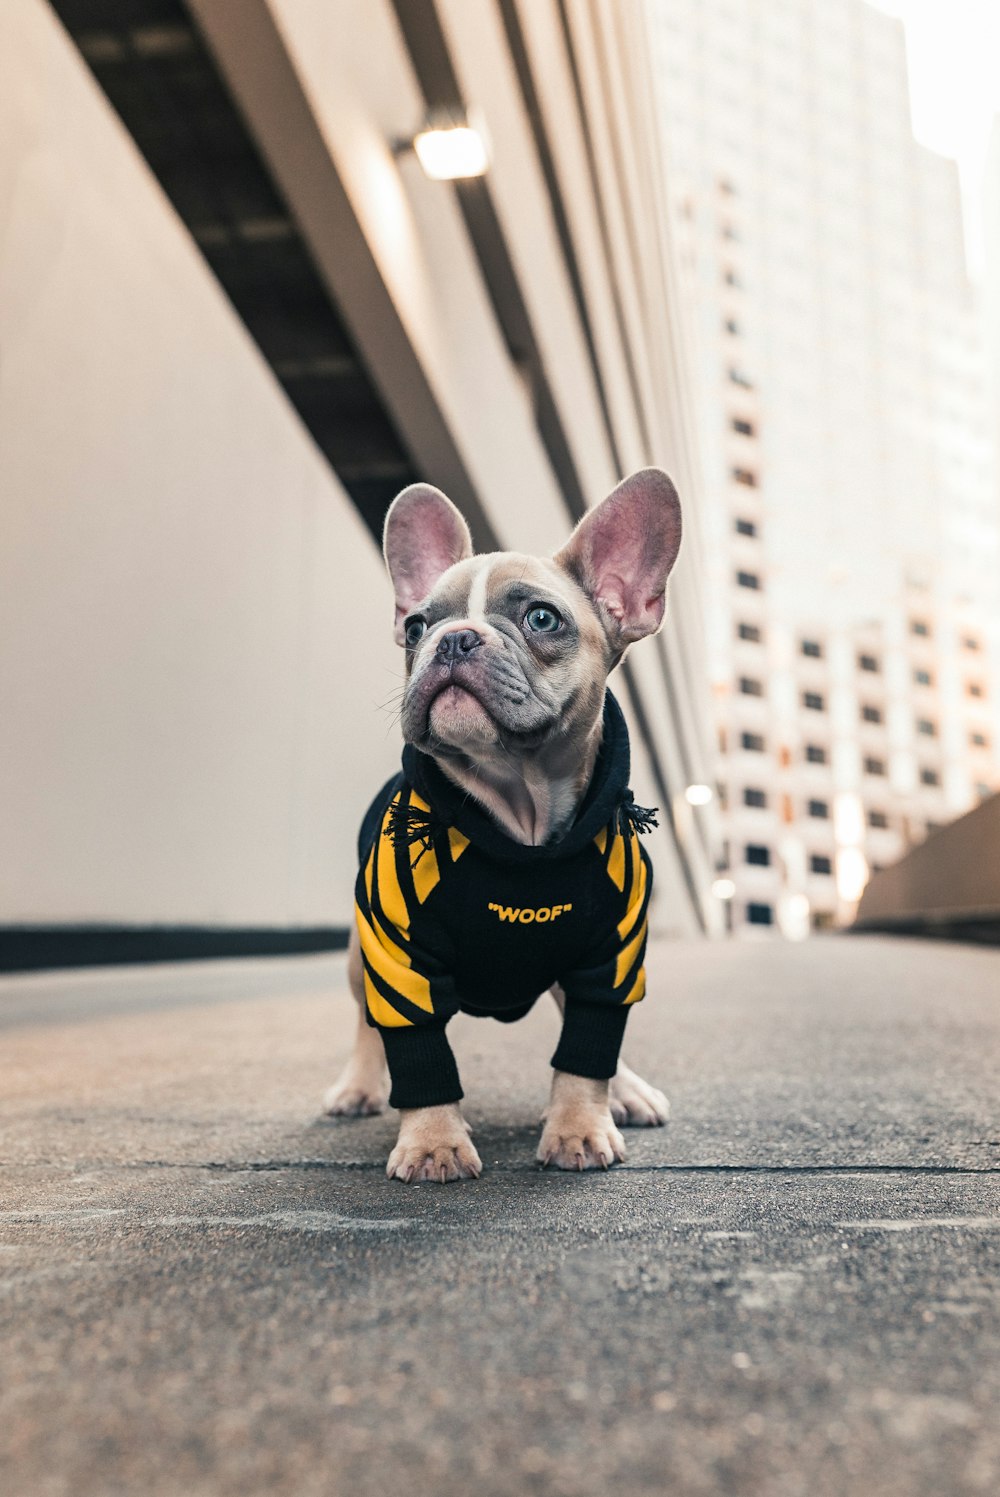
870;0;1000;276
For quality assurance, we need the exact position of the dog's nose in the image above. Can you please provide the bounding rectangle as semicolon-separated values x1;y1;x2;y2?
435;628;482;663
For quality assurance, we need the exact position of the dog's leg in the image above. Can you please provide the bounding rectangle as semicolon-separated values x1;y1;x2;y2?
321;927;390;1117
386;1104;482;1183
537;1072;626;1170
548;986;669;1129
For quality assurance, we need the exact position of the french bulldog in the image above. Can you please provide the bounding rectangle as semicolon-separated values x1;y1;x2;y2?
323;468;682;1182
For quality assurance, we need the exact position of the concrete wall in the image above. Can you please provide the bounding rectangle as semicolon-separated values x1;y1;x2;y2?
855;792;1000;935
0;0;399;927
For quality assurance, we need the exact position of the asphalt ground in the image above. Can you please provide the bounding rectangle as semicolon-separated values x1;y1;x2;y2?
1;934;998;1497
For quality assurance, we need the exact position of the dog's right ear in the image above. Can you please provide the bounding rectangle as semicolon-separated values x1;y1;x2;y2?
383;484;474;643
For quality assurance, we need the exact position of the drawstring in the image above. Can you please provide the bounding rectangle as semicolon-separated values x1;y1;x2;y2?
382;797;441;864
616;792;659;836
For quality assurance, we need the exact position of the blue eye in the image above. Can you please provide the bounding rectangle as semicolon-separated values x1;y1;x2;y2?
404;617;427;648
525;605;562;634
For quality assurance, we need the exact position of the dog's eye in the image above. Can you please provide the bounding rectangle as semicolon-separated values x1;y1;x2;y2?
525;605;562;634
404;617;427;648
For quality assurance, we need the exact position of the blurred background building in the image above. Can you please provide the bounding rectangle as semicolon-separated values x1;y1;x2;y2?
646;0;1000;937
3;0;998;970
0;0;722;971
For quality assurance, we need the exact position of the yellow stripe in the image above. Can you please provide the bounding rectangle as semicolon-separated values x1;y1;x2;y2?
623;966;646;1005
614;917;647;989
363;970;413;1028
376;796;410;938
617;859;648;943
356;908;434;1013
607;832;627;892
403;790;442;904
410;843;441;904
448;827;470;862
594;828;608;854
628;832;640;898
364;848;374;906
356;901;410;969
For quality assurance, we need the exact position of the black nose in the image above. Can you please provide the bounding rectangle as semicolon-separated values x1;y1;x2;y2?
436;628;482;663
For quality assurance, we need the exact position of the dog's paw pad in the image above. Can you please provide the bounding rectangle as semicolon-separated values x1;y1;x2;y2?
536;1113;626;1172
609;1068;670;1128
387;1138;482;1184
322;1080;389;1118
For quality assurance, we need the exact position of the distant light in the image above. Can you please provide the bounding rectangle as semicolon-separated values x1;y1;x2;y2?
836;847;869;903
412;124;489;181
712;878;736;900
685;783;714;806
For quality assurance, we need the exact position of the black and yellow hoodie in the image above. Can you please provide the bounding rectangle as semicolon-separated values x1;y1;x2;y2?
355;691;655;1110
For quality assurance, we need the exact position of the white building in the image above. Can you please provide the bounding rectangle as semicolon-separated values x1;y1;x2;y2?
647;0;1000;935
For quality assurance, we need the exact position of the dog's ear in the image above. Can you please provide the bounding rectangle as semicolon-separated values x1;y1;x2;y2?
383;484;474;642
555;468;682;652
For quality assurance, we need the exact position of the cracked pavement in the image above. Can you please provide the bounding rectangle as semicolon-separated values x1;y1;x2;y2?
1;934;999;1496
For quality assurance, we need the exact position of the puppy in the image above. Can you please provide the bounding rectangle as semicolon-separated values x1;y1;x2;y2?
323;468;682;1182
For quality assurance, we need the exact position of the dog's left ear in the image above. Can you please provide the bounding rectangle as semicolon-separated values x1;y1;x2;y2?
555;468;682;651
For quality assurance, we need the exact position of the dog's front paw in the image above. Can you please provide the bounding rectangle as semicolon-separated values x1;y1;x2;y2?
537;1074;626;1171
322;1071;389;1117
609;1061;670;1127
387;1104;482;1183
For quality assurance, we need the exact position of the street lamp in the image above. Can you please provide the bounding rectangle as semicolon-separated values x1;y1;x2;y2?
685;783;714;806
400;112;490;181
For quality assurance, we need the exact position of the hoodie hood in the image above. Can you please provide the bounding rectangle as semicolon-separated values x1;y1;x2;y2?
397;690;657;865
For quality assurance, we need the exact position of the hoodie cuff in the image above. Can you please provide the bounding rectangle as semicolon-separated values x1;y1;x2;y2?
550;998;630;1080
379;1023;464;1110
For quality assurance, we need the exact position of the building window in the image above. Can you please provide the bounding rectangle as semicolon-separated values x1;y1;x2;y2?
916;718;937;737
863;756;886;776
963;635;980;651
741;731;765;751
745;844;771;866
920;768;940;786
739;676;764;696
861;705;883;724
810;854;833;875
735;518;757;537
910;619;930;638
801;639;823;659
858;654;879;673
914;669;933;687
738;622;762;642
732;417;756;437
723;268;742;288
802;691;825;711
736;570;761;589
732;467;758;486
743;788;767;808
971;732;989;748
808;799;829;819
728;368;754;389
724;318;741;335
868;810;889;829
746;902;774;926
805;744;827;764
967;681;984;698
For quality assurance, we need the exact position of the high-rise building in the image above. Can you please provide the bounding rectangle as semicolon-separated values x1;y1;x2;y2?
646;0;1000;936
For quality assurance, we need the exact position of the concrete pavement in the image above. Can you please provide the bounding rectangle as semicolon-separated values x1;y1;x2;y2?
1;935;998;1496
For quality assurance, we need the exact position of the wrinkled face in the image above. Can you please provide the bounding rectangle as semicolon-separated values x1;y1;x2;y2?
400;552;609;757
